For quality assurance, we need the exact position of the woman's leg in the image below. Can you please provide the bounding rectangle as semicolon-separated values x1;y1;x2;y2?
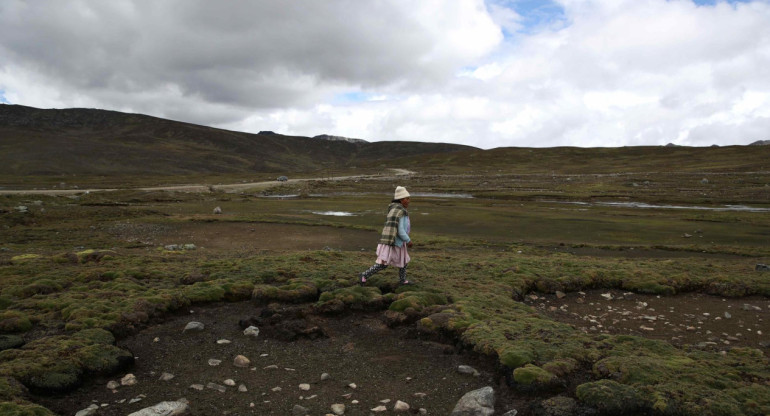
359;263;388;284
398;263;408;283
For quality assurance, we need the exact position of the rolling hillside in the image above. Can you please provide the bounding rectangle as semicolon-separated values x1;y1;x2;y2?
1;104;768;180
0;104;474;176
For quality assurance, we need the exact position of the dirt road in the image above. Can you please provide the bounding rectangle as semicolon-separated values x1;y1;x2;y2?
0;169;415;196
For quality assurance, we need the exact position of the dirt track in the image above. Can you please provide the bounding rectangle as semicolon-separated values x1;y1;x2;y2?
0;169;415;196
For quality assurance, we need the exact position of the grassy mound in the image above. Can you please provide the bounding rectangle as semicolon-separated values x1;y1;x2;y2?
0;329;133;394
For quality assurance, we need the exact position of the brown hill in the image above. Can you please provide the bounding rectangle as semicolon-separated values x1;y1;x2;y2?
0;104;474;176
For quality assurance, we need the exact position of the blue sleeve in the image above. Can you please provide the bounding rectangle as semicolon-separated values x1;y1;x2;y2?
397;216;411;243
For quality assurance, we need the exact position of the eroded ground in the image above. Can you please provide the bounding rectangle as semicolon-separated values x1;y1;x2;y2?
35;302;518;416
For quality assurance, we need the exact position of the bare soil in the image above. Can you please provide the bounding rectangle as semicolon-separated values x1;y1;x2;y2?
34;302;519;416
524;289;770;353
109;221;377;253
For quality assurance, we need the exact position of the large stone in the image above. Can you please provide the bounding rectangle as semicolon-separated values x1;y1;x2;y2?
127;401;189;416
458;365;480;377
183;322;205;332
394;401;410;412
234;355;251;367
331;403;346;415
121;374;137;386
75;404;99;416
450;386;495;416
244;326;260;337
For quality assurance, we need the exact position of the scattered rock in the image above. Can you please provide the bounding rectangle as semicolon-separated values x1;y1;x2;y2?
106;380;120;390
601;293;613;300
756;264;769;272
371;405;387;412
159;372;175;381
183;322;205;332
121;374;137;386
243;326;260;337
183;244;196;250
450;386;495;416
331;403;346;415
127;401;189;416
213;206;222;214
234;355;251;367
216;339;231;344
457;365;480;377
223;379;236;386
207;382;227;393
501;410;518;416
555;291;566;299
189;384;204;391
724;312;731;319
238;384;248;392
208;359;222;366
264;364;279;370
321;373;331;381
75;404;99;416
394;400;410;412
292;405;310;416
299;383;311;391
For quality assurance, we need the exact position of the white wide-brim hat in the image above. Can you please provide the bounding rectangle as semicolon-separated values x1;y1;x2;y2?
394;186;410;200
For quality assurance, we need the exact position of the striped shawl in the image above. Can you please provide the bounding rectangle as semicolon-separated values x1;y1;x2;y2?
378;202;408;245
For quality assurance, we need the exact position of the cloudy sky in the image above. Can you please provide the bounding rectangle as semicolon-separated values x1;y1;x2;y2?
1;0;769;149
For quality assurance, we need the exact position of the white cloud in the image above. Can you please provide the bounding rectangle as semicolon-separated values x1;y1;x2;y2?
1;0;769;148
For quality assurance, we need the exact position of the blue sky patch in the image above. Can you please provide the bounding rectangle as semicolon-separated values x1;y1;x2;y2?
487;0;566;36
0;90;8;104
692;0;752;5
332;91;374;104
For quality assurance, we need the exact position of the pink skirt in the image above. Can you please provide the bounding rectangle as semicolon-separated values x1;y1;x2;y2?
375;244;410;268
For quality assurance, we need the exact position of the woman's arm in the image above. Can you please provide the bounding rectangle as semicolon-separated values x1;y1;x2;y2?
397;216;411;244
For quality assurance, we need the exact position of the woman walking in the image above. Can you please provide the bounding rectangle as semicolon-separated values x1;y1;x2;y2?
359;186;414;285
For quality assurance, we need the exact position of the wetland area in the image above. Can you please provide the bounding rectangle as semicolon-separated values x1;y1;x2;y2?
1;168;769;416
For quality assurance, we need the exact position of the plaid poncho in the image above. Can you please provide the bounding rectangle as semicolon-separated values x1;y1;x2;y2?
378;202;408;246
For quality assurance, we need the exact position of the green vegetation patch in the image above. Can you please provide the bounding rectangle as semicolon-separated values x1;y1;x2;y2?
0;402;55;416
0;329;132;394
576;380;646;414
0;310;33;333
388;287;449;312
0;335;24;352
317;286;386;311
513;364;557;386
9;254;41;264
252;279;319;304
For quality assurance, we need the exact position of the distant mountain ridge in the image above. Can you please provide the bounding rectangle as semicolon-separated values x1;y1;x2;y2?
313;134;368;144
0;104;474;176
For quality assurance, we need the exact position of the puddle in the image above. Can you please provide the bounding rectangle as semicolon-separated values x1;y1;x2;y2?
311;211;356;216
412;193;474;199
549;201;770;212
